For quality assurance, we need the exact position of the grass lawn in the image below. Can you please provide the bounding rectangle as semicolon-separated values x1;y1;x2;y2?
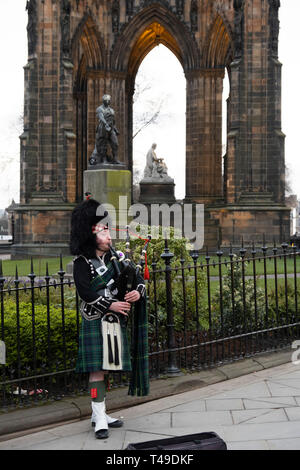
1;256;73;277
207;276;298;296
1;252;299;278
195;254;300;276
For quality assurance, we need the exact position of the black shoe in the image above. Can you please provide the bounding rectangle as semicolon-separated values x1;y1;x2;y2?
108;419;123;428
95;428;109;439
92;419;123;428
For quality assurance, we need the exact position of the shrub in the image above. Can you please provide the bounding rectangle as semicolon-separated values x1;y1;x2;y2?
211;255;266;334
1;299;79;371
116;227;209;339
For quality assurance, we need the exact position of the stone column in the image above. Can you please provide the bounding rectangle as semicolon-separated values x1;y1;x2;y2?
185;69;224;204
266;0;285;204
20;58;38;204
226;57;242;204
227;0;285;205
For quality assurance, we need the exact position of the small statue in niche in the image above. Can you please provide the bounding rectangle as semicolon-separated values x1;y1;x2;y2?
176;0;184;17
190;0;198;32
89;95;121;165
112;0;120;33
126;0;134;17
26;0;37;56
269;0;280;57
233;0;244;59
61;0;71;58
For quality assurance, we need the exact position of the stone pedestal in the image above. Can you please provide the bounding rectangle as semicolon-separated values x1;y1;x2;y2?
84;168;131;238
139;179;176;204
209;204;291;247
84;167;130;206
8;199;75;259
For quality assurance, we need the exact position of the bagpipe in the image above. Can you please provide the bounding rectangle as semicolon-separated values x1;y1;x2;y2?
108;227;151;300
102;229;151;372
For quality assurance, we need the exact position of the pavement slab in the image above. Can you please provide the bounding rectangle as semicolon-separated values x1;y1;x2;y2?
1;350;300;450
231;408;288;425
227;440;270;450
205;398;244;411
172;410;233;427
242;396;297;409
267;438;300;450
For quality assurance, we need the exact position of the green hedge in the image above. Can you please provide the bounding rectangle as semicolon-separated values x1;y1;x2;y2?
1;300;79;370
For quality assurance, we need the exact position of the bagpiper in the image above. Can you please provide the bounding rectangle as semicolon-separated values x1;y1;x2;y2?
70;196;149;439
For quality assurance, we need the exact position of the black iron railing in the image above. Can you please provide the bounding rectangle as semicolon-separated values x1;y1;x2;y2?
0;242;299;410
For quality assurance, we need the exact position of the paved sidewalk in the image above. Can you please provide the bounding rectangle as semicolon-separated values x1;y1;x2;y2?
0;355;300;450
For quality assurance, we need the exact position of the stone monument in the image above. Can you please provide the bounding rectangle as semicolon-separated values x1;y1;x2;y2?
84;95;130;219
10;1;289;257
139;143;175;203
89;94;121;166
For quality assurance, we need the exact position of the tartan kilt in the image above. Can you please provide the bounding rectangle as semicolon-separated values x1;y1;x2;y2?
75;314;132;373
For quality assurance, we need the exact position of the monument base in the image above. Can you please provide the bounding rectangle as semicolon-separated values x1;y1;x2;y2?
8;169;132;258
84;168;131;240
208;204;291;247
7;200;75;259
139;180;176;204
87;162;127;171
83;168;131;207
127;201;291;251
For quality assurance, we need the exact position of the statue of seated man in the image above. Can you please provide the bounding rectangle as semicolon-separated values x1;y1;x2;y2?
143;143;170;180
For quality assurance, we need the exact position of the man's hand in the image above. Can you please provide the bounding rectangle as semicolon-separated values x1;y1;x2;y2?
109;301;131;316
124;290;141;303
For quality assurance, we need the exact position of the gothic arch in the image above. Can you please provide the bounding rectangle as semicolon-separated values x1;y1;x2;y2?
71;12;106;92
110;2;200;77
70;13;107;201
202;13;234;68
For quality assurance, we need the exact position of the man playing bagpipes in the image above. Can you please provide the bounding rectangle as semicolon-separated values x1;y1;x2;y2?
70;197;149;439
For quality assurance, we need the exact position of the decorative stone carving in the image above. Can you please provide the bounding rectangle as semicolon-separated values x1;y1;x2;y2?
268;0;280;57
233;0;244;9
141;0;170;9
112;0;120;33
26;0;37;56
61;0;71;58
190;0;198;32
176;0;184;17
233;0;244;59
126;0;134;17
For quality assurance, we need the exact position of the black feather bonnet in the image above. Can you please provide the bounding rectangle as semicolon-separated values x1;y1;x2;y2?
69;197;109;258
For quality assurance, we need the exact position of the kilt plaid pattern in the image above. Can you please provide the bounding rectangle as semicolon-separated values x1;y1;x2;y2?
75;314;131;373
128;297;149;397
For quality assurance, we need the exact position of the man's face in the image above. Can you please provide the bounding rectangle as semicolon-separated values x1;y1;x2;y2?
95;225;112;253
103;96;110;107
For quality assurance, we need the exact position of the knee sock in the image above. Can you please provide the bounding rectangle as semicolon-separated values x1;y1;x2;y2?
88;380;106;403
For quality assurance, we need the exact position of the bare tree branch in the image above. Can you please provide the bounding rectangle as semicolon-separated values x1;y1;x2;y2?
132;100;164;139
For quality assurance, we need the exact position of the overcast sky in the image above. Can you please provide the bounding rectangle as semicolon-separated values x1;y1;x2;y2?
0;0;299;207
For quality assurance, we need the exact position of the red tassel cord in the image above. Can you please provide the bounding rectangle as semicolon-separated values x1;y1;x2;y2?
144;251;150;280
